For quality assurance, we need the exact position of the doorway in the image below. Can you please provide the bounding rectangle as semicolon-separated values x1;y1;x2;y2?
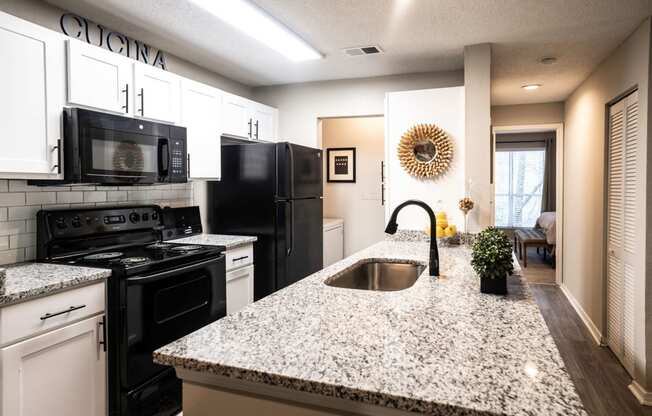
319;116;385;260
492;124;564;286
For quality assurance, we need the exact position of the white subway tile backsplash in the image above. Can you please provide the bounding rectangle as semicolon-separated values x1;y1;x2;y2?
83;191;107;203
7;205;40;221
8;180;40;192
0;193;26;207
0;221;26;236
0;182;193;265
26;192;56;205
10;233;36;249
57;191;84;204
26;220;36;233
0;249;24;265
107;191;128;202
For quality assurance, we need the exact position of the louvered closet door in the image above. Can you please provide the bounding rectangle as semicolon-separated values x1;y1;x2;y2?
606;90;640;376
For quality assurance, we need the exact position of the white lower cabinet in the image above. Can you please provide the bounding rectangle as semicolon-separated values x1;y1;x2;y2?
1;314;106;416
226;265;254;315
225;244;254;315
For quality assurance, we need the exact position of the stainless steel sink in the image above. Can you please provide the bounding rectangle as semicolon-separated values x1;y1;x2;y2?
324;261;426;291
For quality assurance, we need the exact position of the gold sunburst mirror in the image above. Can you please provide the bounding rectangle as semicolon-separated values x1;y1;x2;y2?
398;123;453;178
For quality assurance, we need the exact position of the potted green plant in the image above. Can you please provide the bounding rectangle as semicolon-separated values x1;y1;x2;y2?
471;227;514;294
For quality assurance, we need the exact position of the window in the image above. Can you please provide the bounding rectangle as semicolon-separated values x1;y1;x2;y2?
495;149;545;227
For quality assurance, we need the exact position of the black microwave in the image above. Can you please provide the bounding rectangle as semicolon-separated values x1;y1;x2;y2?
61;108;187;185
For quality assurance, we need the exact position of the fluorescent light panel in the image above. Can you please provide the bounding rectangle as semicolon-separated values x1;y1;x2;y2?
522;84;541;90
190;0;322;62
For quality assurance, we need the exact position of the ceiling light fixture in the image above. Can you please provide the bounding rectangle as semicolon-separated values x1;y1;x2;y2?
522;84;542;91
189;0;322;62
539;56;557;65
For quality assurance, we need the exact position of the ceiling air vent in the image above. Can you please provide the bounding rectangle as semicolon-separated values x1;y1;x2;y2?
343;45;383;57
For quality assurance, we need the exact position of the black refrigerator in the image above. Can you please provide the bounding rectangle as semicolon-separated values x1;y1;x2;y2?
207;142;323;300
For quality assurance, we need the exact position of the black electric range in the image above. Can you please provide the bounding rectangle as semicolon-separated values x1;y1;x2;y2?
37;205;227;416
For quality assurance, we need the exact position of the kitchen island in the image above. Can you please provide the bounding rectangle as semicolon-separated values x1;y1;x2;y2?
154;233;586;416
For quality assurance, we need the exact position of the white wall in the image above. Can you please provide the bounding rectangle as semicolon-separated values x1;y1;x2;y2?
385;87;466;231
252;71;464;148
563;17;650;389
322;117;385;255
491;102;565;126
0;0;252;97
464;44;492;233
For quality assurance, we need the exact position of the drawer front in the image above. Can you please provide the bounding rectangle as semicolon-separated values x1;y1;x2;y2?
0;282;105;346
226;265;254;315
225;244;254;271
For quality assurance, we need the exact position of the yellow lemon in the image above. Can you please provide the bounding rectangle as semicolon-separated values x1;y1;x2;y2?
436;211;447;220
448;224;457;235
436;226;445;238
437;218;448;229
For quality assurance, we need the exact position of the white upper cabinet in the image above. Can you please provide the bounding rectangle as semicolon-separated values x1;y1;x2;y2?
0;11;65;179
222;93;253;138
251;103;278;142
67;39;131;116
181;79;222;179
133;63;180;124
221;94;279;142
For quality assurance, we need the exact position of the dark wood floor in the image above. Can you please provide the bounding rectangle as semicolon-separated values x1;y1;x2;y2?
531;284;652;416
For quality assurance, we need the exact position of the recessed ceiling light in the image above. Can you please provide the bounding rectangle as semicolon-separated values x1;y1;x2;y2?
189;0;322;62
522;84;542;91
539;56;557;65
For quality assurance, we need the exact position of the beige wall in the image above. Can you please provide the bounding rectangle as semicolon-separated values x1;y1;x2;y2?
322;117;385;256
0;0;252;97
491;102;564;126
564;17;650;387
464;44;492;232
252;71;464;148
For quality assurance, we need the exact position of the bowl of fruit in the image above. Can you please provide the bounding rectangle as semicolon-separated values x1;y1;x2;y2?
424;211;460;245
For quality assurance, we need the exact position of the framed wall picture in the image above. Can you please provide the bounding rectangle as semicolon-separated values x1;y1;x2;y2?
327;147;356;183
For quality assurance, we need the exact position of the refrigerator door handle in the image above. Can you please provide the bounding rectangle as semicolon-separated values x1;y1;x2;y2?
287;200;294;256
286;143;295;199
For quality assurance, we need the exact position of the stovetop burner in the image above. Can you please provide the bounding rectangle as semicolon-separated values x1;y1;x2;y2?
119;256;150;265
169;245;201;252
146;243;173;250
84;252;124;261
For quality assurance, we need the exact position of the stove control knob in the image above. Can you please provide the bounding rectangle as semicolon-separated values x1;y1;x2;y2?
129;213;141;223
142;213;149;221
151;212;158;220
71;216;81;228
55;217;67;229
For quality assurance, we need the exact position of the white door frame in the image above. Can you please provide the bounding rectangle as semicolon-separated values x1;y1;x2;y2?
491;123;564;285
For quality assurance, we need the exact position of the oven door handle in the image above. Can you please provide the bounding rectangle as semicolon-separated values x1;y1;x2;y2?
126;256;223;284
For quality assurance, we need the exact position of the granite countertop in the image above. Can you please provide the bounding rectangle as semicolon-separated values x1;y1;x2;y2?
0;263;111;307
154;233;584;416
169;233;257;250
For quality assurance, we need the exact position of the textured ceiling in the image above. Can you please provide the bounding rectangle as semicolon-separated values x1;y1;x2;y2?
46;0;652;105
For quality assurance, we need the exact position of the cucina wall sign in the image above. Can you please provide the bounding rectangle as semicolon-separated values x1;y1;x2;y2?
59;12;167;70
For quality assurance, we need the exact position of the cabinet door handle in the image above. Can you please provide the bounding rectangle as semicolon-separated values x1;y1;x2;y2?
51;139;62;174
248;118;252;138
187;154;190;179
40;304;86;321
122;84;129;113
98;315;106;352
232;255;249;262
138;87;144;115
254;120;259;140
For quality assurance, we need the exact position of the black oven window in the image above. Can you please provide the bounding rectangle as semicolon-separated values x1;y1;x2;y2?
153;275;210;325
88;128;157;174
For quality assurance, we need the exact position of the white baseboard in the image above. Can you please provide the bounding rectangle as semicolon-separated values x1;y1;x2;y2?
629;381;652;406
559;284;604;346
